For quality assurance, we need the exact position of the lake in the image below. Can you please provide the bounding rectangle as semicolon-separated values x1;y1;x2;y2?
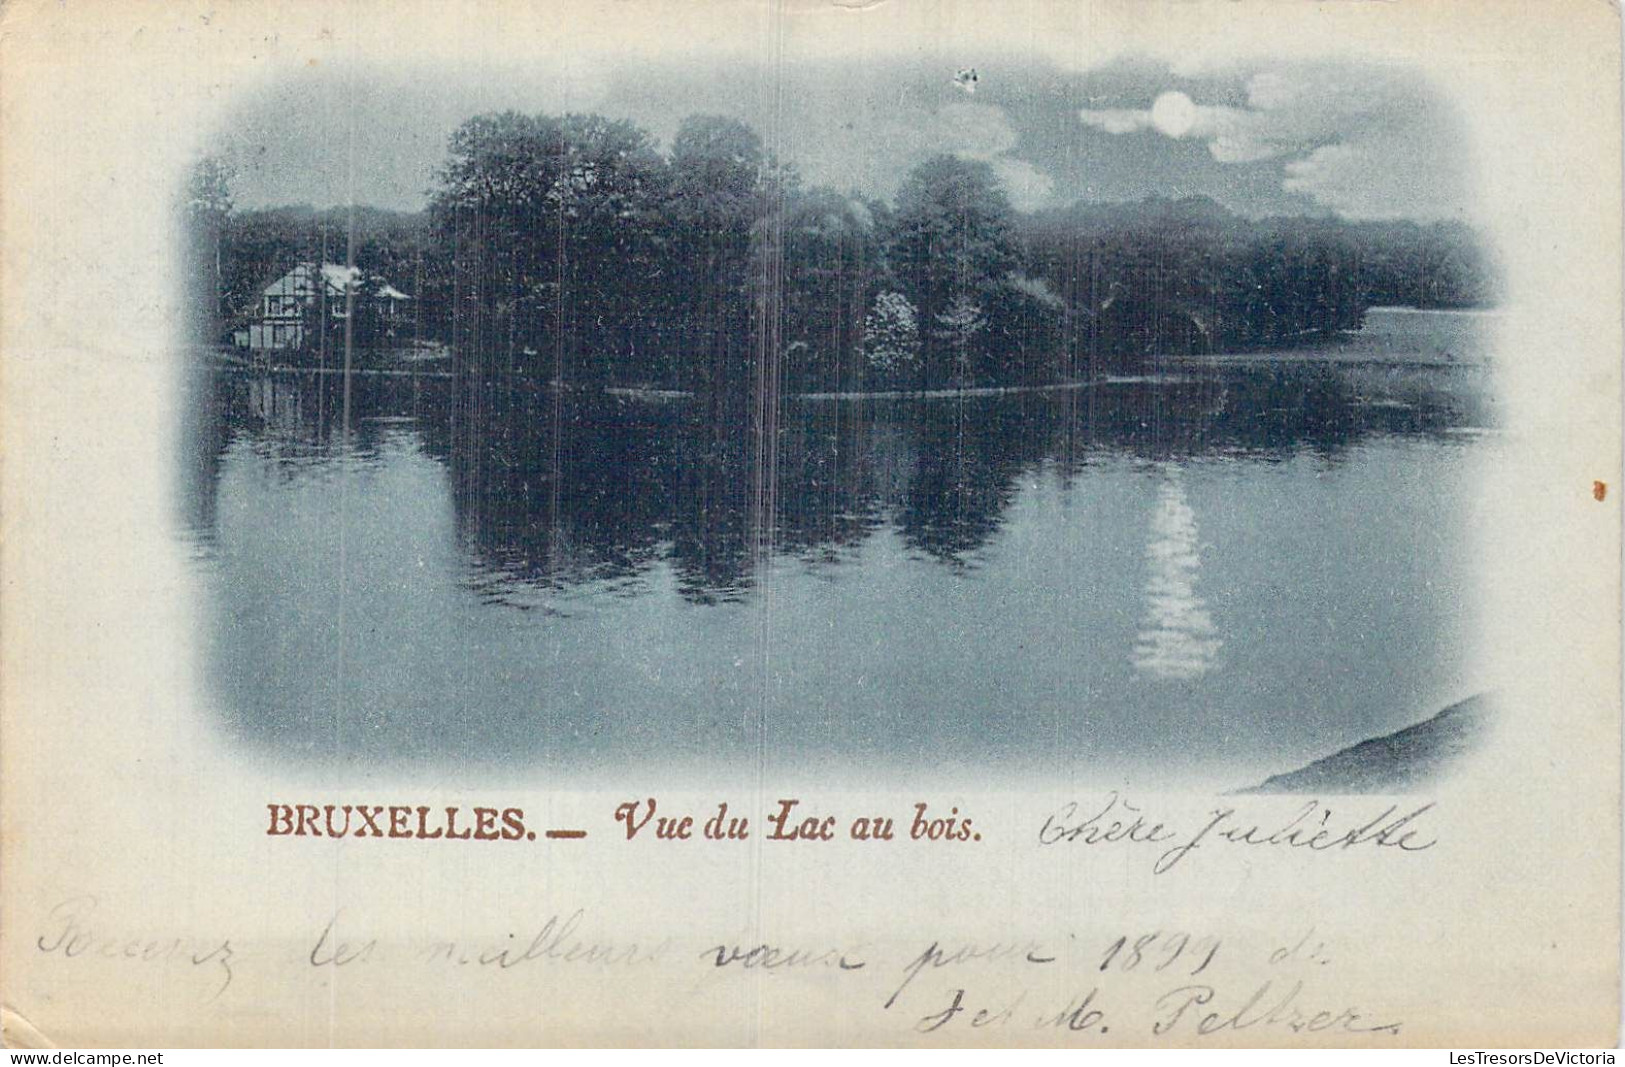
179;308;1497;788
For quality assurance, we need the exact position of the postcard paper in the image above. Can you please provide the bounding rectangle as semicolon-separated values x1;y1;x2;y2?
0;0;1619;1048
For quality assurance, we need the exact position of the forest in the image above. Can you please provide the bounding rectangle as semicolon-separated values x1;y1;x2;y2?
187;110;1496;393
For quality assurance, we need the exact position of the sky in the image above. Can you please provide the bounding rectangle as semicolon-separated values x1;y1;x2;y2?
214;52;1472;222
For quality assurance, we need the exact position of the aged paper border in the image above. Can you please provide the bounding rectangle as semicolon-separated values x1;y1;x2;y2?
0;0;1619;1048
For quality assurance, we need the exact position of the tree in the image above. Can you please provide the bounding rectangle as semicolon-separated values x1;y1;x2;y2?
884;155;1016;386
428;111;670;378
185;155;234;327
662;115;774;395
862;291;921;383
778;188;883;393
543;114;669;382
982;272;1065;385
934;294;986;385
429;112;560;369
668;116;769;234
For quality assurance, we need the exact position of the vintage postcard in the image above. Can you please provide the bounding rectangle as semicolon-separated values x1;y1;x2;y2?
0;0;1619;1049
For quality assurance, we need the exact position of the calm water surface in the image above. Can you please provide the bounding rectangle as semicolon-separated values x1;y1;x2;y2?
180;309;1496;786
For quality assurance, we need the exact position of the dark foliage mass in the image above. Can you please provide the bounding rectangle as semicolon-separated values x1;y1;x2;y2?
189;110;1496;391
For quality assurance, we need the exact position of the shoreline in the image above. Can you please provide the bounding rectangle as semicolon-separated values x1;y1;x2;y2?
1238;692;1497;794
197;304;1496;390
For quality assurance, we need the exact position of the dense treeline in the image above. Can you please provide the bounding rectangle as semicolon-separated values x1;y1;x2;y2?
190;109;1496;391
1021;198;1493;364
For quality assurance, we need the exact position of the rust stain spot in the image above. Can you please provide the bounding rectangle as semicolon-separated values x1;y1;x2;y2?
1594;480;1607;502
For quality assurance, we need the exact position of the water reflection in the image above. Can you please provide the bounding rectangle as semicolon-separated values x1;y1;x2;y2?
1134;464;1223;680
178;312;1493;779
194;360;1481;606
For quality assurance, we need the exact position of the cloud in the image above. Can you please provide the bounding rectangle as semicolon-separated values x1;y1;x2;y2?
1076;63;1467;218
931;102;1018;157
928;102;1056;211
1283;126;1465;221
1076;108;1152;136
990;158;1056;212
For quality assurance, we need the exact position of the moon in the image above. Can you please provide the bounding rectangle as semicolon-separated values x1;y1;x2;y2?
1150;91;1198;138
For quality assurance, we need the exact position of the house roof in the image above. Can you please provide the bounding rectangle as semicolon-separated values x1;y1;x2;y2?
318;263;363;293
262;262;410;300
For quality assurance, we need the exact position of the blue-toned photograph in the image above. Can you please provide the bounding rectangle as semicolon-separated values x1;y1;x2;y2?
179;54;1500;789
